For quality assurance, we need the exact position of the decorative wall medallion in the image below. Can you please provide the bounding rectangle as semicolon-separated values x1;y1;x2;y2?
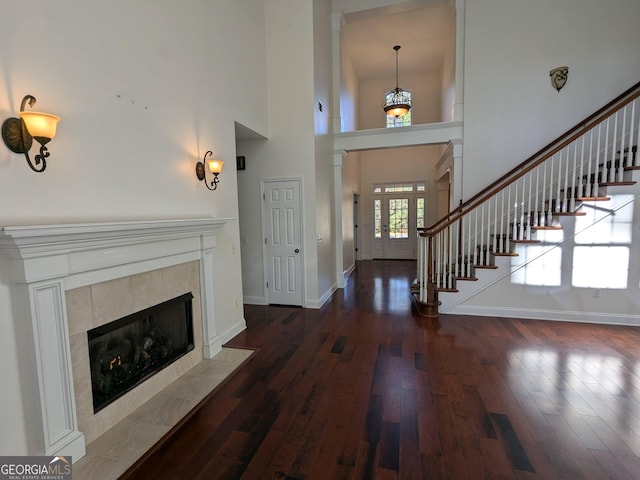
550;66;569;91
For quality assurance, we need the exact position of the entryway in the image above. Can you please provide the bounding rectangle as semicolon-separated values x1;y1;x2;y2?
372;182;426;260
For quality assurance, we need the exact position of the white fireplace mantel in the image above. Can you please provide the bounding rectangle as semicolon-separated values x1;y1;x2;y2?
0;218;231;462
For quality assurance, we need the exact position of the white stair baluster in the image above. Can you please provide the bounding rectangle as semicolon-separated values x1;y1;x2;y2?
596;123;603;193
579;136;585;198
587;128;598;197
611;112;619;183
563;149;570;212
628;100;637;168
619;105;627;180
541;161;547;226
570;140;577;210
635;99;640;167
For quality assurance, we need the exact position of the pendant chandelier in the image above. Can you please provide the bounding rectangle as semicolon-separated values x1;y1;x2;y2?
382;45;412;118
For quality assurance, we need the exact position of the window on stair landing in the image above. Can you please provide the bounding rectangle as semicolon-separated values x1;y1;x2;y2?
386;102;412;128
571;195;634;289
510;229;564;286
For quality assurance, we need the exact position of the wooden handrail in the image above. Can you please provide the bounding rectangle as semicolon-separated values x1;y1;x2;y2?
423;80;640;237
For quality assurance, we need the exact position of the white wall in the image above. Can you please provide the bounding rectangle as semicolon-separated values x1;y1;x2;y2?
0;0;267;456
463;0;640;200
340;31;359;132
342;153;361;269
236;137;268;305
314;0;338;302
236;0;325;307
440;11;456;122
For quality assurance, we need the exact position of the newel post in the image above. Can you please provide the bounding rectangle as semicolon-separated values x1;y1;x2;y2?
423;234;440;317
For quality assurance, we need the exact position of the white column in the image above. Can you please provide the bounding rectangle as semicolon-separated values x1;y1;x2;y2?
454;0;466;122
8;254;85;460
452;0;466;215
331;12;344;133
334;150;346;288
199;232;220;359
452;139;464;203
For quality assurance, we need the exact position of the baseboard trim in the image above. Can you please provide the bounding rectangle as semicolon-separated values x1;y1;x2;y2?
446;304;640;326
203;318;248;358
243;295;266;305
306;283;337;309
344;263;356;279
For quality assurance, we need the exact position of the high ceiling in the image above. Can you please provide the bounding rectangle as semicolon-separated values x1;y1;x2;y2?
341;2;455;80
234;1;456;140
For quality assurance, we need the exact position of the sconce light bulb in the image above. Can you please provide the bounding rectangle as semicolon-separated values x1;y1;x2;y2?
208;159;224;174
19;111;60;141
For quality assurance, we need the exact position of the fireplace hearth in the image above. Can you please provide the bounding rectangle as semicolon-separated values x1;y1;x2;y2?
88;292;195;412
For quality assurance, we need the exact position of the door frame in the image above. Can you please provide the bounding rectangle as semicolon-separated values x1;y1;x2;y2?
260;177;305;306
372;190;425;260
353;192;361;261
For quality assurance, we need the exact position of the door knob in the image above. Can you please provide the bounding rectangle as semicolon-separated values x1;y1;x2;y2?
295;248;300;254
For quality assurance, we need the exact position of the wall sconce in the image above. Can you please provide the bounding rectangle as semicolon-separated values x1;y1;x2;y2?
2;95;60;173
195;150;224;190
550;66;569;92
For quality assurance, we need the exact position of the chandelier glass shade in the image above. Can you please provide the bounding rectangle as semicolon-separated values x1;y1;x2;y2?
382;45;411;118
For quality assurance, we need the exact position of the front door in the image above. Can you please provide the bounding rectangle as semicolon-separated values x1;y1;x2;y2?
263;179;303;306
372;183;426;259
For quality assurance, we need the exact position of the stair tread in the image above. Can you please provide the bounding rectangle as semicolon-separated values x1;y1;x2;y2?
455;276;478;281
510;239;540;244
492;252;519;257
555;211;587;216
577;196;610;201
473;264;498;269
600;181;636;186
531;225;563;230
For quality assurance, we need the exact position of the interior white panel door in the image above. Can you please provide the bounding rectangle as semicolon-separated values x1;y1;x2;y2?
263;180;303;306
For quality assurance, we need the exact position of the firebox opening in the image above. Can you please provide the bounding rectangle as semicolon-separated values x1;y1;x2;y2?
87;292;195;413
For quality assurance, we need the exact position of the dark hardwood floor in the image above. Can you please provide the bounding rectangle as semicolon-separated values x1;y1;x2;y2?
121;260;640;479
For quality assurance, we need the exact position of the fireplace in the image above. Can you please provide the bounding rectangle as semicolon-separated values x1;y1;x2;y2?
0;218;247;462
88;293;195;412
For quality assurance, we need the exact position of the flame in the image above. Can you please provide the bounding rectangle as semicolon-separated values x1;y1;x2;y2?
109;355;122;370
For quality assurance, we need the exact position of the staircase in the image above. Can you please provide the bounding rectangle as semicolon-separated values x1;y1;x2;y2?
414;81;640;317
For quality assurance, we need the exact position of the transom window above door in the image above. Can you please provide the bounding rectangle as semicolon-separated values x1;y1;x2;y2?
373;182;425;193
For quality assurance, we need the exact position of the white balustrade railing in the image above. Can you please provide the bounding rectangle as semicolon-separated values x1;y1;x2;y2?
417;85;640;306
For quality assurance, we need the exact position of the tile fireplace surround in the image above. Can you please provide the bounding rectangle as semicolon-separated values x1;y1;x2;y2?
0;218;245;463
